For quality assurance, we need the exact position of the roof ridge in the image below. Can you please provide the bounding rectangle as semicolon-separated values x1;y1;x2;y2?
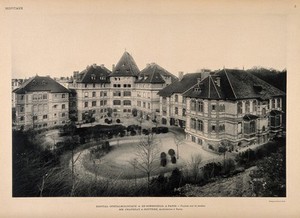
224;69;237;99
150;64;156;82
210;75;221;98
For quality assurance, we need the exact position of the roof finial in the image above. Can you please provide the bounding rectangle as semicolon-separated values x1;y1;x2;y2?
125;48;127;52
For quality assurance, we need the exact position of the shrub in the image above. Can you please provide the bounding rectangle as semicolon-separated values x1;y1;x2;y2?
171;156;177;164
168;149;175;157
116;119;121;123
130;130;136;136
160;152;167;158
161;158;167;167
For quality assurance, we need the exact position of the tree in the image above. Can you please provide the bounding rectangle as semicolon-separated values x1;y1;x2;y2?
174;135;184;159
187;154;202;183
132;135;161;193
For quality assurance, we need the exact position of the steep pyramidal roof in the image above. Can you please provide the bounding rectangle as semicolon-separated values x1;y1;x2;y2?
158;73;202;97
110;51;140;77
136;63;178;84
14;75;70;94
183;69;285;100
75;64;111;83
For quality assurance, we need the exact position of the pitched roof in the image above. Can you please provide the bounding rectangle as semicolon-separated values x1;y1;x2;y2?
110;51;140;77
183;69;285;100
76;65;111;83
158;73;202;97
136;63;178;84
13;75;70;94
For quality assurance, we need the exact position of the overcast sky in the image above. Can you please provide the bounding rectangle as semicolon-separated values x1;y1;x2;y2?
8;1;287;79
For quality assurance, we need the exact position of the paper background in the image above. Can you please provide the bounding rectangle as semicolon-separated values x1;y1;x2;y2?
1;0;300;217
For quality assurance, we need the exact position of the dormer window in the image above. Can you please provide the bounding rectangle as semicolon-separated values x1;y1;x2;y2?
91;74;96;80
42;80;47;85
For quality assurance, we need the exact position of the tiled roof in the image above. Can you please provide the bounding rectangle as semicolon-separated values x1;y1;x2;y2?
76;65;111;83
158;73;202;97
183;69;285;100
14;75;70;94
110;51;140;77
136;63;178;84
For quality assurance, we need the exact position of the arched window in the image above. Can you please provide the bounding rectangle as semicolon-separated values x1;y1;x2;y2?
92;91;96;97
191;99;196;111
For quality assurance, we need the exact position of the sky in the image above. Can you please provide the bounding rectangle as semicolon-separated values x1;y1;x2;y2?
8;1;287;79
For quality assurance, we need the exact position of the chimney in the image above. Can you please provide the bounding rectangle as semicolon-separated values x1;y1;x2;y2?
197;78;201;84
112;64;115;71
178;71;184;80
73;71;79;80
101;64;104;68
147;63;151;67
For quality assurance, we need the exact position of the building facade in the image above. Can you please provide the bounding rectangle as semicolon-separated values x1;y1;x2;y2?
13;76;70;130
158;69;285;150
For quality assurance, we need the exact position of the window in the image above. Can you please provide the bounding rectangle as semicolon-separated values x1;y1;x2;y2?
92;101;96;107
62;112;65;117
103;100;107;105
128;84;131;88
123;100;131;106
113;100;121;105
252;100;257;112
33;94;38;100
148;103;150;109
175;95;178;102
277;98;281;108
238;122;242;134
262;108;266;115
53;104;57;109
103;92;107;97
43;115;47;119
197;120;203;131
219;124;225;132
245;101;250;113
62;104;65;109
43;94;47;99
219;104;225;112
197;101;204;112
198;138;202;145
93;83;95;88
38;94;42;100
137;101;141;107
191;99;196;111
271;115;281;127
117;84;121;88
62;94;66;98
211;125;216;132
92;91;96;97
244;120;256;134
84;92;88;98
175;107;178;115
182;108;186;116
33;116;38;121
124;91;131;96
20;107;24;112
190;118;196;129
113;91;121;97
124;84;127;88
113;84;117;87
211;104;216;111
84;102;88;108
182;97;186;103
85;84;88;88
20;116;24;121
237;102;243;114
271;99;276;108
143;102;146;108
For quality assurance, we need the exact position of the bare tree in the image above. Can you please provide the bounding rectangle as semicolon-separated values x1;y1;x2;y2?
133;135;161;192
187;154;202;183
174;134;185;159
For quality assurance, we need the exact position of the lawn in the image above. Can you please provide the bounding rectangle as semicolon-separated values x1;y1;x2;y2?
79;132;219;180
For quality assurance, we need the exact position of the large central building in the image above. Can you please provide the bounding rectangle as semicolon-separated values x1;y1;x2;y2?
68;51;177;123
